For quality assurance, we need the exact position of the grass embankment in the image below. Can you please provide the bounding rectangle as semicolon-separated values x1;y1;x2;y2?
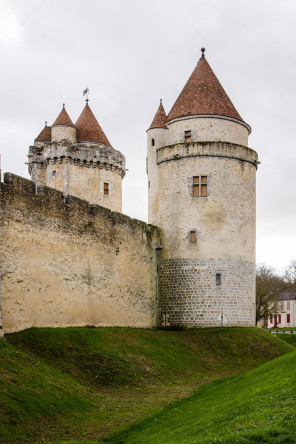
276;332;296;347
1;327;294;443
107;349;296;444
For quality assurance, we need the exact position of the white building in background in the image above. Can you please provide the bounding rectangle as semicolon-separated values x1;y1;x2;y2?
267;283;296;328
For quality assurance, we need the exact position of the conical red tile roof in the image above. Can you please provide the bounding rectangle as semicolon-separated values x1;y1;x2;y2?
148;100;168;130
53;106;75;127
166;51;244;124
75;102;111;146
35;123;51;142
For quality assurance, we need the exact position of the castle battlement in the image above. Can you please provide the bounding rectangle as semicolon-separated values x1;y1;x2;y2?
28;143;126;177
28;101;125;212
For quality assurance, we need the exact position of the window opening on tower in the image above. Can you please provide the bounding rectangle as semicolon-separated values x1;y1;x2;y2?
185;130;191;143
216;274;221;285
193;176;207;197
190;231;197;243
151;138;155;146
104;182;109;196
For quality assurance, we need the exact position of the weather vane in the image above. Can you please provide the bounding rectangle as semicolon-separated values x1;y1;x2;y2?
83;86;89;101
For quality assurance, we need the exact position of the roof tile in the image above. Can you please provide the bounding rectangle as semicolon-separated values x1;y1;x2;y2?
53;106;75;127
149;100;168;130
75;102;111;146
35;124;51;142
166;54;244;123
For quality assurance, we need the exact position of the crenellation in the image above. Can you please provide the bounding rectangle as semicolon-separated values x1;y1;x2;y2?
29;143;125;177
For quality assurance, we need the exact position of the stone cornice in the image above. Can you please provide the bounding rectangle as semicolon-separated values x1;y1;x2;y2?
156;141;259;169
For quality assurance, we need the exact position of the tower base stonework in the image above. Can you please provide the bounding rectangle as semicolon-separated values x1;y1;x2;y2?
159;259;255;327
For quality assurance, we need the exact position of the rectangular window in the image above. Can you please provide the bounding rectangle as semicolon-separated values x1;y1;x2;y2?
185;130;191;143
193;176;199;197
190;231;196;243
287;313;291;323
270;316;273;323
104;182;109;196
278;314;281;323
216;274;221;285
287;301;290;310
193;176;207;197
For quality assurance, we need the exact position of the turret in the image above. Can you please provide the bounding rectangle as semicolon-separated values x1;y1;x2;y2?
28;98;125;213
147;48;258;328
51;105;77;143
146;99;168;222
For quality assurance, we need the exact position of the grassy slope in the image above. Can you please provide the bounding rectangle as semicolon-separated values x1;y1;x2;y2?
107;350;296;444
0;340;98;443
1;327;294;443
276;332;296;347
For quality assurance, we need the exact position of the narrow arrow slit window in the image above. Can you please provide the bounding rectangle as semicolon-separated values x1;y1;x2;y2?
216;274;221;285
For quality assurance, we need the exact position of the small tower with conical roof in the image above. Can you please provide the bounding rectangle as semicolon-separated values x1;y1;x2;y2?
147;48;258;327
28;100;125;212
51;104;77;143
147;99;168;222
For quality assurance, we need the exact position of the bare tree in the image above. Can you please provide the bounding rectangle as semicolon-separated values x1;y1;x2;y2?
256;264;288;323
284;259;296;285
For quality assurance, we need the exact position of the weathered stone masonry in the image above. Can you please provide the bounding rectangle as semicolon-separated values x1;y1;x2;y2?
0;173;160;333
159;259;255;327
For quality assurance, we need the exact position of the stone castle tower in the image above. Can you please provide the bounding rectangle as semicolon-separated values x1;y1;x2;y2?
28;100;126;213
147;49;258;327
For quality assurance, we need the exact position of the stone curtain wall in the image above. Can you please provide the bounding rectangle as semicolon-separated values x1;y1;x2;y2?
0;174;160;333
159;258;255;327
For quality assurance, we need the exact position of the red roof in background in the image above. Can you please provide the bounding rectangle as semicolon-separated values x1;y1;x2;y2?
148;101;168;130
53;106;75;127
75;102;111;146
166;53;245;124
35;124;52;142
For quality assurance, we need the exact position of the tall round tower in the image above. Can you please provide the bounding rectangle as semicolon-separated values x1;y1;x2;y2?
28;100;125;213
147;49;258;327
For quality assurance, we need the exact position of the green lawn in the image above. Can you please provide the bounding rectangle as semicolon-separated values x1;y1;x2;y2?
0;327;294;443
106;350;296;444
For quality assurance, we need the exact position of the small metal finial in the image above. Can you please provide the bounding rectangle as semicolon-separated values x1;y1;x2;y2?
45;121;47;127
160;98;162;105
63;103;65;109
201;47;205;59
83;86;89;102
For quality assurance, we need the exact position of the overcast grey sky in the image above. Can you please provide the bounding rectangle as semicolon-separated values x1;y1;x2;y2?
1;0;296;273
